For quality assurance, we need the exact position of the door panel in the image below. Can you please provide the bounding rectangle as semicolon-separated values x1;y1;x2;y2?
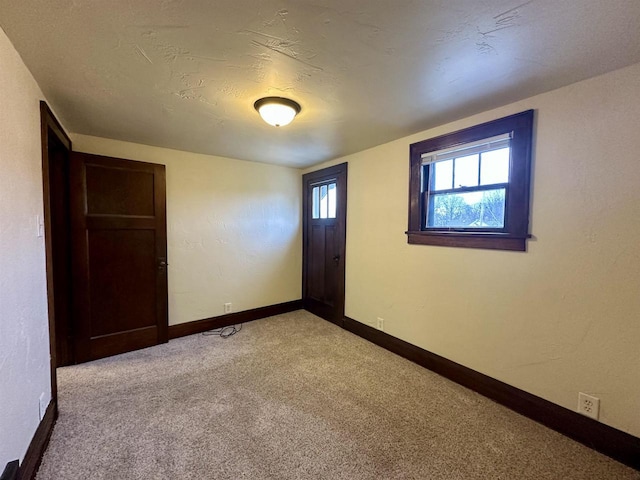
309;224;326;301
70;152;168;363
86;164;155;215
302;163;347;325
88;229;157;335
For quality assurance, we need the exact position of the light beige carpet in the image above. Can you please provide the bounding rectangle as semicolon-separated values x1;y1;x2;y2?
37;310;639;479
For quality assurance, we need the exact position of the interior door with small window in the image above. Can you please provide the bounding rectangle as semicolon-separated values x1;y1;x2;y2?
302;163;347;326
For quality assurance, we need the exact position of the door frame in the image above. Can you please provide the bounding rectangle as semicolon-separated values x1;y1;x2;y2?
302;162;348;326
40;101;72;403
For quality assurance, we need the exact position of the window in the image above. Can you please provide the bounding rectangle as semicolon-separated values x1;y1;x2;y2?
425;133;510;229
407;110;534;251
312;181;337;219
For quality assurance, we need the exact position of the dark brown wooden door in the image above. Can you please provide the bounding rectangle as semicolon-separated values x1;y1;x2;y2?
302;163;347;326
70;152;168;362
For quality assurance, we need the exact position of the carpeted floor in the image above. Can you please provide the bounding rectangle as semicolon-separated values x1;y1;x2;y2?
37;310;639;479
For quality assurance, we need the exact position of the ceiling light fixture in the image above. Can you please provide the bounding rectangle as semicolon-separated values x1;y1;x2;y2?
254;97;301;127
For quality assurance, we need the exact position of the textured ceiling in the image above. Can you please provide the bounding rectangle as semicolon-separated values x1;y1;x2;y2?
1;0;640;168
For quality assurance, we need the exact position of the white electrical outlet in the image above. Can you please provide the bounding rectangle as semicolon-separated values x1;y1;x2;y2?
376;317;384;331
224;303;232;314
578;392;600;420
38;392;48;420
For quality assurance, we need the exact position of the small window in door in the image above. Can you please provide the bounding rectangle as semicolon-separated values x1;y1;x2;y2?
312;182;337;219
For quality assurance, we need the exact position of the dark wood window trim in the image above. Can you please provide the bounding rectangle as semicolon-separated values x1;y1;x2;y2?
407;110;534;251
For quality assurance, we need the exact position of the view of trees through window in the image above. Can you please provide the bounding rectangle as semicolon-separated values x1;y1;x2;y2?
431;188;506;228
408;110;533;251
425;145;510;229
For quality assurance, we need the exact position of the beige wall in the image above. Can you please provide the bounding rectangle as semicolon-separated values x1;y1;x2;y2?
0;28;52;465
71;135;302;325
305;62;640;437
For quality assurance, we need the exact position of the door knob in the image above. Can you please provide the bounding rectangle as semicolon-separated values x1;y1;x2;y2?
158;258;168;272
332;254;340;264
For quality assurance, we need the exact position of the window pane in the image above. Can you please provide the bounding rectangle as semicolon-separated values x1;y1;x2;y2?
433;160;453;191
454;154;479;188
320;184;328;219
328;183;336;218
312;186;319;219
480;147;510;185
427;188;506;228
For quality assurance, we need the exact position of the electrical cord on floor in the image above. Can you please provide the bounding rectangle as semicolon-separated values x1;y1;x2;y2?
202;323;242;339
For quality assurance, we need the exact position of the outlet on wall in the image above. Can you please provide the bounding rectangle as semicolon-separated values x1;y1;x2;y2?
224;303;232;314
38;392;48;421
376;317;384;331
578;392;600;420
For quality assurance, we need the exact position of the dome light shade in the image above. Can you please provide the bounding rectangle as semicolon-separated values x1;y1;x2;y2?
254;97;301;127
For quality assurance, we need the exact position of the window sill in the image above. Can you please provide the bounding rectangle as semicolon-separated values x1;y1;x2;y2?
405;231;529;251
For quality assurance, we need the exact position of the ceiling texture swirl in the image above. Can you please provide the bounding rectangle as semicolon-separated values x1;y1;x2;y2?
1;0;639;167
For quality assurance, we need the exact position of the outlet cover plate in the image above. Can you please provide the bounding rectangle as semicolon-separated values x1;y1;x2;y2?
578;392;600;420
39;392;48;420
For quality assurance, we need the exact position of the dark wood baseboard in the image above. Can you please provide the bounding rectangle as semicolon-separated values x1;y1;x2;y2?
168;300;303;340
1;461;18;480
343;316;640;471
18;400;58;480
